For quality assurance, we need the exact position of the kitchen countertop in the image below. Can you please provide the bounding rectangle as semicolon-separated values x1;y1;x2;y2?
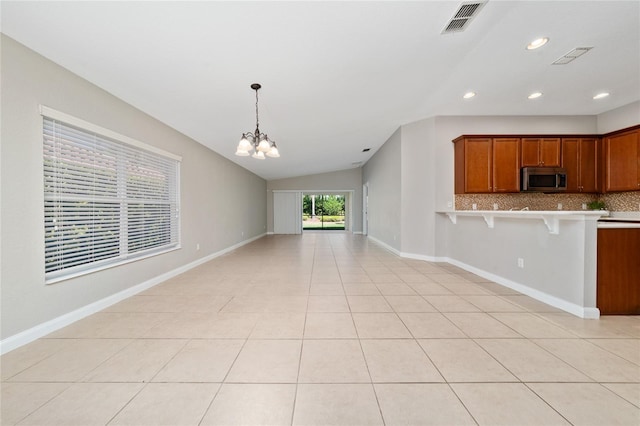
597;216;640;229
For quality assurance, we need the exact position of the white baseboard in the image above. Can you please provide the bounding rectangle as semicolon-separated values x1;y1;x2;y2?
367;235;401;256
444;257;600;319
365;235;599;319
400;251;448;263
0;233;266;355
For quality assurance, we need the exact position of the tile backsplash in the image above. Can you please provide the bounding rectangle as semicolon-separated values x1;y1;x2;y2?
455;191;640;212
602;191;640;212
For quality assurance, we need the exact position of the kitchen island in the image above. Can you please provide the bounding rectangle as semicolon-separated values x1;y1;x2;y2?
437;210;609;318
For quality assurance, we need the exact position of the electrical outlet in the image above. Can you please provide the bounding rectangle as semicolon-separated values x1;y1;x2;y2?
517;258;524;268
447;201;453;208
493;203;499;210
472;203;478;210
196;243;200;251
557;203;563;210
582;203;587;210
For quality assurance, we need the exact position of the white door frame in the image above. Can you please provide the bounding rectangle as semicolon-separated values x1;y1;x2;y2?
362;183;369;236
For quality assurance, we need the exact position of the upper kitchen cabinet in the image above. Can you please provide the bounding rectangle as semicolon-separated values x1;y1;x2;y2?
455;137;492;193
602;127;640;192
453;137;520;194
521;138;561;167
562;138;598;193
493;138;521;192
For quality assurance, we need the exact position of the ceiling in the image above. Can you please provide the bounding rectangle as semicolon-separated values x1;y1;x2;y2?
1;1;639;180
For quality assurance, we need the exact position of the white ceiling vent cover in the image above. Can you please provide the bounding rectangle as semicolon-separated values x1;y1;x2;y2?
552;47;593;65
442;1;487;34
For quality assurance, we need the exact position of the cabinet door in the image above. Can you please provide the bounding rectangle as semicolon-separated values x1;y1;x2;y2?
464;138;492;193
562;138;580;192
493;138;520;192
540;138;561;166
579;138;598;192
562;138;598;193
522;138;560;166
605;131;639;192
521;138;540;167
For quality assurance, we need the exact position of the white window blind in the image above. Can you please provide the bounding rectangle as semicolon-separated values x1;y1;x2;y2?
43;112;180;283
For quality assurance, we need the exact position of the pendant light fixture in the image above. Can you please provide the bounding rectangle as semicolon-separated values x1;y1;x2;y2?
235;83;280;159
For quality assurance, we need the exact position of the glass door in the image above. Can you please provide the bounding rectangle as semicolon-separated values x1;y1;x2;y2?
302;194;345;230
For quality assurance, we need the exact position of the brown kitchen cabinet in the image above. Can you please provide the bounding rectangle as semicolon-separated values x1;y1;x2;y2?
597;227;640;315
454;137;520;194
602;127;640;192
493;138;521;192
521;137;561;167
561;138;598;192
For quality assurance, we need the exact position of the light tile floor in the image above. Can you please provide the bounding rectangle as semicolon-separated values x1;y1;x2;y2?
2;233;639;425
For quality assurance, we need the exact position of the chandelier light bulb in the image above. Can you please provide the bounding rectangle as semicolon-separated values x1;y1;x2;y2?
266;145;280;158
252;150;266;160
238;135;253;151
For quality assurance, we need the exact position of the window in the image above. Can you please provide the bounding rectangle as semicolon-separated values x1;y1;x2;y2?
42;107;180;283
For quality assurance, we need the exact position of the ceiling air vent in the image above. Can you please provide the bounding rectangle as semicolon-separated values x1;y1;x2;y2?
442;1;487;34
552;47;593;65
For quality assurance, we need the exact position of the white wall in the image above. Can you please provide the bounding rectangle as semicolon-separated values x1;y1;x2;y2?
266;168;363;233
362;128;402;250
0;35;267;341
597;101;640;134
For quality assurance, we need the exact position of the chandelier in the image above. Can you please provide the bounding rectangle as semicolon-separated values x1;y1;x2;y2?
235;83;280;159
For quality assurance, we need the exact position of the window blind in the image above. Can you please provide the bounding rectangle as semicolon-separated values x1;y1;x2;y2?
43;115;180;282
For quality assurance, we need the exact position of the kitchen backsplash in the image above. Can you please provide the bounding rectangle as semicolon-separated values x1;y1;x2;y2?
455;191;640;212
601;191;640;212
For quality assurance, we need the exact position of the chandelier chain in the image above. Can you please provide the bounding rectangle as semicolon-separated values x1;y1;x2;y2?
255;88;260;132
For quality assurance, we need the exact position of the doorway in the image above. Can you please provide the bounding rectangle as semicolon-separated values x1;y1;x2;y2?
302;194;345;231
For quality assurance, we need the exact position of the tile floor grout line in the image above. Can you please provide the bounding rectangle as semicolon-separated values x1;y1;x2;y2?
289;236;317;426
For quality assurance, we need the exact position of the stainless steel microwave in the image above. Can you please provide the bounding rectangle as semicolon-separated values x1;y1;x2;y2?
521;167;567;192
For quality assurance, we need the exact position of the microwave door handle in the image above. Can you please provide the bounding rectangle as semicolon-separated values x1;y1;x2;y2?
555;174;560;188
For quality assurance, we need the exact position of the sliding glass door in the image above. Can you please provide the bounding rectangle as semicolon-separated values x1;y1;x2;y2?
302;194;345;230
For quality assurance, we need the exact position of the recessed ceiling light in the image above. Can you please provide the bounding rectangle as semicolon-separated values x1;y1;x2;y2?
528;92;543;99
593;92;610;100
526;37;549;50
463;91;476;99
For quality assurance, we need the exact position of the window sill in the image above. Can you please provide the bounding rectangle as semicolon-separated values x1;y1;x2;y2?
45;245;181;285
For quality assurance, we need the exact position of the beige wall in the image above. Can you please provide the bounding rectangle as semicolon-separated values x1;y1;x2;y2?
266;168;363;233
0;35;267;340
362;128;402;250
